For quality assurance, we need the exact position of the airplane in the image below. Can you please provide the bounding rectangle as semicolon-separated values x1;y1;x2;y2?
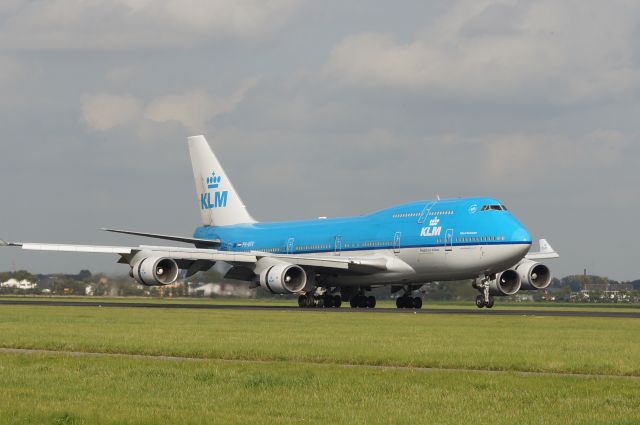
1;135;558;309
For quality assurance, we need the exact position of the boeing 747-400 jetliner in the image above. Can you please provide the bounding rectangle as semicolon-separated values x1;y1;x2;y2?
2;136;558;309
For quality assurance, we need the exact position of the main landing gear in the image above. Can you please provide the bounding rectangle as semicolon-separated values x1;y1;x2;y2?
297;293;342;308
473;277;495;309
393;285;423;309
349;293;376;308
396;296;423;309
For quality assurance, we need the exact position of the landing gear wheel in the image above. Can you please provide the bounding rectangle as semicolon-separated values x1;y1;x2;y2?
306;295;316;308
413;297;423;309
333;295;342;308
485;297;495;309
367;296;376;308
475;295;485;308
298;295;307;308
357;296;368;308
323;295;334;308
396;297;405;309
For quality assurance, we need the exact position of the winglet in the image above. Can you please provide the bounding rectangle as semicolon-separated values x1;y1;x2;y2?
0;239;21;247
525;239;559;260
539;239;554;253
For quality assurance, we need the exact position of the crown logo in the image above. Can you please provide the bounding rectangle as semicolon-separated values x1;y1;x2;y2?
206;172;222;189
429;217;440;226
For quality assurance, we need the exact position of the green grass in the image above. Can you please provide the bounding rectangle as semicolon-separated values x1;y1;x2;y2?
1;305;639;376
1;352;639;425
0;304;639;424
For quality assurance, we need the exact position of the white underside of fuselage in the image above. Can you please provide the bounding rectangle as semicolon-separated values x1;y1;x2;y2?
301;243;531;287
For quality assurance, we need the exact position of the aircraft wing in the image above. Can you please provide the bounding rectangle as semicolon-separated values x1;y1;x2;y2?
525;239;559;260
101;228;220;248
2;241;391;274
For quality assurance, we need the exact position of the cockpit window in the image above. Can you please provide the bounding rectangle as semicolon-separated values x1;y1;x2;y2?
481;205;507;211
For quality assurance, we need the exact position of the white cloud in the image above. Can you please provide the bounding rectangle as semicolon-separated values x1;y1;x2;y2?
324;0;640;104
81;94;142;131
481;130;630;181
145;79;257;132
82;79;257;133
0;0;301;50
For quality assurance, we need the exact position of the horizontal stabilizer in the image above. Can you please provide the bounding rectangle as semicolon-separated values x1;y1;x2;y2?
101;228;220;248
525;239;559;260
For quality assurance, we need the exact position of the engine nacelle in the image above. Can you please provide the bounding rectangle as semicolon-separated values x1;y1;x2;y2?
489;269;521;296
131;257;179;286
514;259;552;290
259;263;308;294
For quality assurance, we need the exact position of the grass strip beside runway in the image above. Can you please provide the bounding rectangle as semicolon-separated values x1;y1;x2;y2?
1;351;639;425
1;305;639;376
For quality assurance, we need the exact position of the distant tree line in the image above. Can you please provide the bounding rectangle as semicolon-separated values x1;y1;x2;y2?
1;269;639;302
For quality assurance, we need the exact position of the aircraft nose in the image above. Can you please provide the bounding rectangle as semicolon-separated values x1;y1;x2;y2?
511;225;532;244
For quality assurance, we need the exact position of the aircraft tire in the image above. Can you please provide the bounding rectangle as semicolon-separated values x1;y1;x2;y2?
486;297;495;308
333;295;342;308
413;297;423;309
396;297;405;309
350;298;357;308
298;295;307;308
475;295;485;308
367;296;376;308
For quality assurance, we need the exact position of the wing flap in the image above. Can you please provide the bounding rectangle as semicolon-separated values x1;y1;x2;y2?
102;228;220;248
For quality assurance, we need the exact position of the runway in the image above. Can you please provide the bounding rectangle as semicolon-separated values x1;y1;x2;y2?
1;299;639;318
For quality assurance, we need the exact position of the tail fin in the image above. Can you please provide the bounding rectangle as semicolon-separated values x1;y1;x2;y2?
188;135;256;227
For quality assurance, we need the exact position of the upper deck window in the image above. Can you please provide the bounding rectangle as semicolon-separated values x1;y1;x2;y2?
481;205;507;211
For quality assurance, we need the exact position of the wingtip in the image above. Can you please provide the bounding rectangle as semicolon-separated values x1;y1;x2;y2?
187;135;207;143
0;239;21;247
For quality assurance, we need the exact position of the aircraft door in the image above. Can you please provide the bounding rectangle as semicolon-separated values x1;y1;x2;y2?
286;237;295;254
445;229;453;252
393;232;401;254
334;235;342;256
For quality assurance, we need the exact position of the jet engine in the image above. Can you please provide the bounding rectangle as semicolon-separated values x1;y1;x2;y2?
259;263;308;294
514;259;551;290
489;269;521;296
131;256;179;286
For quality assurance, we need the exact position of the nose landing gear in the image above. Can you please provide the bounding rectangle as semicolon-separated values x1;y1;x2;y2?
473;276;495;309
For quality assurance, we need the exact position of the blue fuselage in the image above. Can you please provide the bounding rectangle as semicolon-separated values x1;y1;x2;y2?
194;197;532;259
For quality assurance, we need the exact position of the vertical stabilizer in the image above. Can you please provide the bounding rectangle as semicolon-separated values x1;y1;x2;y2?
188;135;256;227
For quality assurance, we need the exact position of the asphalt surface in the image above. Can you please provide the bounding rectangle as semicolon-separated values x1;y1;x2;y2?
1;299;639;318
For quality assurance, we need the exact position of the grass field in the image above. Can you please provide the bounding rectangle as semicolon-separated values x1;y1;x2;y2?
0;303;639;424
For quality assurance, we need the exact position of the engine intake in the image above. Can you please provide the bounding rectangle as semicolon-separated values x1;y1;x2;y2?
132;257;179;286
489;269;521;296
515;260;552;290
259;263;308;294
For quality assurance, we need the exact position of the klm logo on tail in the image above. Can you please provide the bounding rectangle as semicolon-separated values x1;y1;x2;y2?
201;172;228;210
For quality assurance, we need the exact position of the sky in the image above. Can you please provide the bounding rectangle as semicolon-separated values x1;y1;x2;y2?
0;0;639;280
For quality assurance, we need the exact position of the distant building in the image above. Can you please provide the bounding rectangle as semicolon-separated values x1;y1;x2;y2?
1;278;37;290
189;282;252;297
